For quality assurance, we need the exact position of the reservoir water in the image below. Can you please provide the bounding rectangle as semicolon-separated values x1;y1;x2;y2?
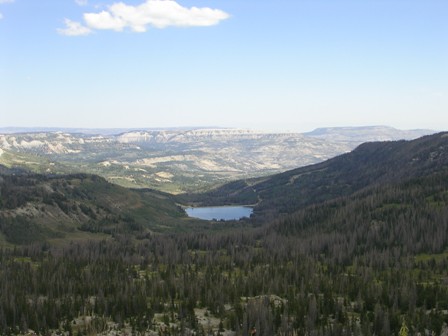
185;206;253;221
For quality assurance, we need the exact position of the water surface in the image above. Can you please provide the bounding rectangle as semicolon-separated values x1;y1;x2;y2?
185;206;253;221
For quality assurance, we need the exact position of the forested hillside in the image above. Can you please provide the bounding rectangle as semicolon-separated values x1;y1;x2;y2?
0;133;448;335
0;169;187;245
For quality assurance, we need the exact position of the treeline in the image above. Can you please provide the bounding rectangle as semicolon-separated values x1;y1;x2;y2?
0;228;447;335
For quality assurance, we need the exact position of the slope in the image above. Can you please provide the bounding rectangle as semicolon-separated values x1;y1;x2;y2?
179;132;448;219
0;169;187;245
270;168;448;259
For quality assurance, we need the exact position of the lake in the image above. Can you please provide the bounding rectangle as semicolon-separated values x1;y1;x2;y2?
185;206;253;221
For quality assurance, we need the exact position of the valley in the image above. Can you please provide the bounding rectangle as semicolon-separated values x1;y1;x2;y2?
4;0;446;333
0;126;433;193
0;130;447;336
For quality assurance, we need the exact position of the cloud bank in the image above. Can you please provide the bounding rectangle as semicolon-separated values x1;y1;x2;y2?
59;0;230;36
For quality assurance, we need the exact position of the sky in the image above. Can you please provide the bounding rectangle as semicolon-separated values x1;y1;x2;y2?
0;0;447;132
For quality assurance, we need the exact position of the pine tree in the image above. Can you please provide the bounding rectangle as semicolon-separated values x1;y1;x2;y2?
399;320;409;336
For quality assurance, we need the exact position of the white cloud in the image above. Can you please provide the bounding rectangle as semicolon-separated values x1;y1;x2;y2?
0;0;15;20
60;0;229;35
75;0;88;6
84;9;127;31
57;19;92;36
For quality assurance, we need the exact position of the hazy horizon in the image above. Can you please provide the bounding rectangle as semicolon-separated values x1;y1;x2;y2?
0;124;442;136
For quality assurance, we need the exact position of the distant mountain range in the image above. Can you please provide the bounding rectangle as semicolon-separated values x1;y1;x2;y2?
0;126;435;193
304;125;434;142
0;126;216;135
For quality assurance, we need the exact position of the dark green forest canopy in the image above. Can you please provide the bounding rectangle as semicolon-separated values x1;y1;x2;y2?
1;225;448;335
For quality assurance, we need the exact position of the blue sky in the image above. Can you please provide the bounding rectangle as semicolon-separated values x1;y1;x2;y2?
1;0;447;132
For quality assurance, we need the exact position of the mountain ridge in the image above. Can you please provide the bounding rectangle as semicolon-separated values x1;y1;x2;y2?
0;126;435;193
